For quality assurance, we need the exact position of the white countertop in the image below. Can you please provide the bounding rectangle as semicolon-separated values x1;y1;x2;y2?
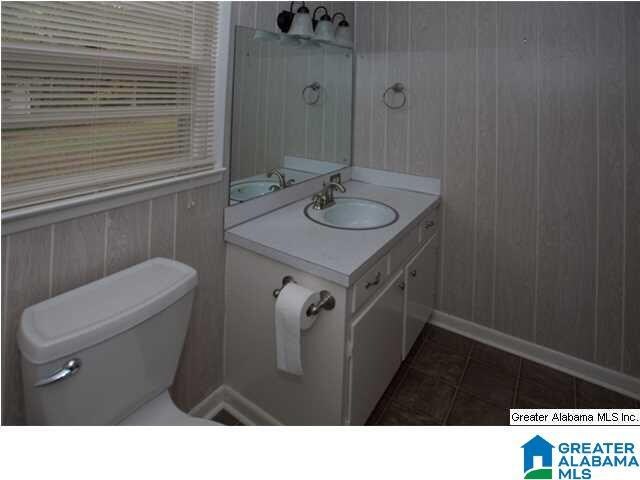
225;180;440;287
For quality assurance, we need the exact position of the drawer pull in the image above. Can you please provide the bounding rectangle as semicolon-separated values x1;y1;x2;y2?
410;269;417;278
365;272;382;289
424;220;435;229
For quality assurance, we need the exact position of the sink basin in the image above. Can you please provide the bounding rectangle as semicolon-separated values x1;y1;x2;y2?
304;197;399;230
230;180;280;202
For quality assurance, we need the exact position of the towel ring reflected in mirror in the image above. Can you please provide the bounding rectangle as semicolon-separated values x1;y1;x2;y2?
302;81;322;105
383;82;407;109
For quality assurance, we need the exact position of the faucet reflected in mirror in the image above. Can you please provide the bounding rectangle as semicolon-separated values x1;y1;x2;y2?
228;25;353;205
267;168;295;192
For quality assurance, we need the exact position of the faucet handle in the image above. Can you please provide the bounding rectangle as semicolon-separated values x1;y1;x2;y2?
311;192;326;210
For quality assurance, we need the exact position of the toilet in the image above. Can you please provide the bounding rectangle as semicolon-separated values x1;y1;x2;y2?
17;258;217;426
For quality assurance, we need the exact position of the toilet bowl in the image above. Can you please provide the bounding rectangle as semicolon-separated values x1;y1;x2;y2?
18;258;219;426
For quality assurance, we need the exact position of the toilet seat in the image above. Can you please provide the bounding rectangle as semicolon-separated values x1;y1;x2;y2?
120;391;220;426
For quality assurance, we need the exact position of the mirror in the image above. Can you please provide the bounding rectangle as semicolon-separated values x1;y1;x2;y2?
229;26;353;205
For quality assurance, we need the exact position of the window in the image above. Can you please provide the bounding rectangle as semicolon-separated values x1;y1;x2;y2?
1;1;224;210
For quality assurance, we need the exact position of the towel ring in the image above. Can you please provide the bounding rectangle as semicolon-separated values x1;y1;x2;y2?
302;81;322;105
382;82;406;109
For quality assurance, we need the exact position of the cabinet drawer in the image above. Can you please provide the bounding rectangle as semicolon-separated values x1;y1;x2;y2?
353;255;388;313
389;225;420;274
419;205;440;244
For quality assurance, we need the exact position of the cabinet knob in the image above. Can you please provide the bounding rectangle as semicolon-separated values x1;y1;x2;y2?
398;281;405;291
410;269;417;278
424;220;435;229
365;271;382;289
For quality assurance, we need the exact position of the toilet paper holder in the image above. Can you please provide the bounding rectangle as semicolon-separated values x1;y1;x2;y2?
272;276;335;316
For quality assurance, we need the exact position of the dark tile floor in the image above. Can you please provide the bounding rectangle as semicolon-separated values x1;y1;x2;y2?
212;409;244;426
210;324;639;426
366;324;640;425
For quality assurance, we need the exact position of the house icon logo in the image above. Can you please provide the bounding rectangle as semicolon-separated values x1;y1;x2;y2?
522;435;554;479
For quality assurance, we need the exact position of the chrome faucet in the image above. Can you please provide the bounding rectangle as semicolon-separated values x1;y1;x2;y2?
267;168;288;191
311;181;346;210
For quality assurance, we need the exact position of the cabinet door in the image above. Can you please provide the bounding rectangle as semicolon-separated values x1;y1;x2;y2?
348;270;404;425
404;234;439;358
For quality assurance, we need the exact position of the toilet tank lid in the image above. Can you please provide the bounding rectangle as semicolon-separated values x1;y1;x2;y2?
18;258;198;364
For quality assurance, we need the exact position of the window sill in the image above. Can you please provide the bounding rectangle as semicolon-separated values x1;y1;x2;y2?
2;167;226;236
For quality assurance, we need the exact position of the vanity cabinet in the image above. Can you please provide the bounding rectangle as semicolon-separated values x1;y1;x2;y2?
225;200;441;425
403;235;439;358
348;270;404;426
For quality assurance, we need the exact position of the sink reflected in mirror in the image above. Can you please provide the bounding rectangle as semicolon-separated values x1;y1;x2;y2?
230;180;281;202
304;198;399;230
229;167;317;203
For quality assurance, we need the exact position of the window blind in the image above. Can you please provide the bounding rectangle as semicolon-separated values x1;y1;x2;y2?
1;1;220;209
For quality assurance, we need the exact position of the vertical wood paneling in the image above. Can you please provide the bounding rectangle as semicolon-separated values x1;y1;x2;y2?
473;2;498;328
440;2;476;320
237;1;257;28
256;1;278;31
385;2;409;173
52;213;106;296
285;49;308;157
493;3;538;340
231;28;248;180
2;226;51;425
265;41;286;172
354;3;373;168
259;43;274;173
150;194;176;259
335;47;353;164
254;40;270;175
537;3;598;361
369;2;389;170
240;34;261;175
408;2;445;178
306;48;325;161
623;3;640;376
595;3;626;369
105;201;150;275
322;47;339;162
351;1;636;377
172;184;226;410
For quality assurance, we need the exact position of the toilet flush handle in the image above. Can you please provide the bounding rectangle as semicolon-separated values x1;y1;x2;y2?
34;358;81;387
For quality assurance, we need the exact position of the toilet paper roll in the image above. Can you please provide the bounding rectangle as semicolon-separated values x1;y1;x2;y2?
274;283;321;375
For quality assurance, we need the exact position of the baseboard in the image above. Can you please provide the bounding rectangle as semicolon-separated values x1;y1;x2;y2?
431;309;640;401
189;385;282;425
189;384;227;419
222;386;282;426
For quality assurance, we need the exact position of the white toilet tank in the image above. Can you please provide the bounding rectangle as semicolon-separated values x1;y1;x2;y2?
18;258;197;425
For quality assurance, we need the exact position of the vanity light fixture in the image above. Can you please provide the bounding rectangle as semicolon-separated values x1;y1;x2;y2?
277;2;300;33
312;6;335;43
288;3;313;38
333;12;353;47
